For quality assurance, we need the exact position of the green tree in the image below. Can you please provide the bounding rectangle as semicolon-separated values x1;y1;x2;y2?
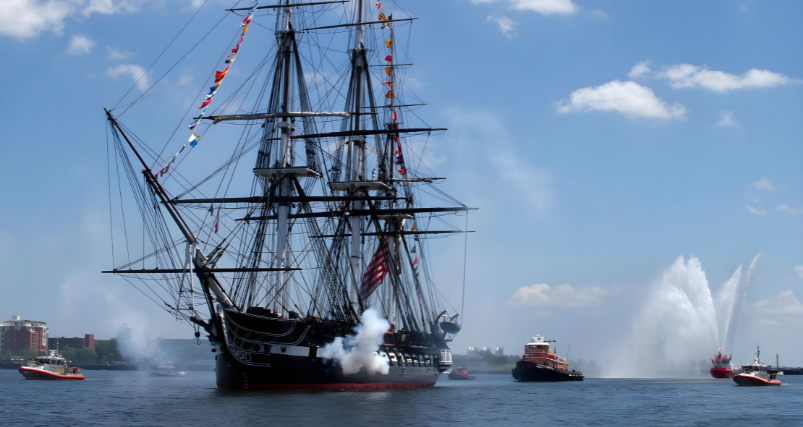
36;351;47;357
75;347;98;364
61;346;77;362
1;350;12;361
17;349;36;360
95;339;121;364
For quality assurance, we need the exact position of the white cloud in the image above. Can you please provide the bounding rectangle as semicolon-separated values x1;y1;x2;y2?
746;205;766;215
0;0;148;41
507;283;607;307
66;34;95;55
628;60;651;78
0;0;75;39
657;64;795;93
556;80;687;120
491;152;551;213
487;15;516;39
716;110;738;127
776;204;803;215
754;291;803;316
106;64;149;92
750;177;775;191
795;266;803;279
510;0;577;15
107;46;135;60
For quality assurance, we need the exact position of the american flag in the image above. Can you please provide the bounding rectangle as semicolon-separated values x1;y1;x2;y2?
395;145;406;175
412;248;422;298
359;239;390;301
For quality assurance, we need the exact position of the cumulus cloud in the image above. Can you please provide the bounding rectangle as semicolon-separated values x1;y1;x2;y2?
106;64;149;91
716;111;738;127
754;291;803;316
556;80;687;120
746;205;766;216
107;46;135;60
487;15;516;39
657;64;795;93
491;152;551;213
795;266;803;279
628;60;651;78
750;177;775;191
66;34;95;55
507;283;607;307
510;0;578;15
0;0;147;40
776;204;803;215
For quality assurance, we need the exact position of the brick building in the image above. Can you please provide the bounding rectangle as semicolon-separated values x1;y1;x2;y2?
1;316;49;354
48;334;96;351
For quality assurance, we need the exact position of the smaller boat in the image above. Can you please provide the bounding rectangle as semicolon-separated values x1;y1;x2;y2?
18;352;85;380
448;367;475;380
733;346;781;386
710;348;738;379
148;364;186;377
512;335;583;382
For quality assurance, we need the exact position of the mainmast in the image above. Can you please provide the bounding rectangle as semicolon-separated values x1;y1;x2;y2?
273;0;295;315
348;0;366;308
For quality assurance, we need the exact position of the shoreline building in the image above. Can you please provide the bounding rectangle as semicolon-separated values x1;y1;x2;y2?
1;316;49;354
48;334;96;351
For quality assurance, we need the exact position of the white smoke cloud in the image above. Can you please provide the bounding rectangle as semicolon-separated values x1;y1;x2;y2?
319;308;390;375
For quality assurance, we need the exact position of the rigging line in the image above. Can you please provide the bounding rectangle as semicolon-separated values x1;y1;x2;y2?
113;0;211;111
106;123;117;267
148;12;239;166
113;134;133;263
460;212;468;321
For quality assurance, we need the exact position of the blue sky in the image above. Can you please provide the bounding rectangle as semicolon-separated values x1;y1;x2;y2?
1;0;801;367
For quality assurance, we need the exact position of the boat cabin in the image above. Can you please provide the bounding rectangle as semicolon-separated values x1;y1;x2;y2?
523;335;569;371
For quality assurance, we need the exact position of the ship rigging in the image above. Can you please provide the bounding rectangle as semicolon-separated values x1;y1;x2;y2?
103;0;475;389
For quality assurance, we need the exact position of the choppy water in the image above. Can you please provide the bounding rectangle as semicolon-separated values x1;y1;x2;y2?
2;370;801;426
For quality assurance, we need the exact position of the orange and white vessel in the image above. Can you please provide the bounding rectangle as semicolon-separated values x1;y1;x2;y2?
710;348;738;379
18;352;85;380
733;346;781;386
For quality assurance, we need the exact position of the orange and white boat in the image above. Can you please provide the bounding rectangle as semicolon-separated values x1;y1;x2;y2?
733;346;781;386
18;352;85;380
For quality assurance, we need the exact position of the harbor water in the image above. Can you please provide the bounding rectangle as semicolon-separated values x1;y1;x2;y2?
2;370;801;426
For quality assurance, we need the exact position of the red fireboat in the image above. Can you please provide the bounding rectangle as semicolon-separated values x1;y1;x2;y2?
710;348;737;379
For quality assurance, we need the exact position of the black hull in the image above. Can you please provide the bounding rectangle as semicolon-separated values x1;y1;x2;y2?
211;309;451;390
512;361;584;382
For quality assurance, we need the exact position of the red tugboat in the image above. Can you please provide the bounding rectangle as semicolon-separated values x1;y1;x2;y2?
733;346;782;386
710;348;737;379
448;367;475;380
18;353;85;380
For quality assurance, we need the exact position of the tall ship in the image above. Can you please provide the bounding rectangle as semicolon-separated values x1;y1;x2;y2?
512;335;584;382
709;348;737;379
103;0;473;390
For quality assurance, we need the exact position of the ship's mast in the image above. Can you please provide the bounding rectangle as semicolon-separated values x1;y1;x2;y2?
348;0;366;308
274;0;294;315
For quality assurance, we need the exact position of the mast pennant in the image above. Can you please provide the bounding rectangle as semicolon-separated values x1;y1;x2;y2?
156;0;260;178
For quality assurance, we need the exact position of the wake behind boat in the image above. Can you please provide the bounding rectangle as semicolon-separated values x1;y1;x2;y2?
18;352;85;380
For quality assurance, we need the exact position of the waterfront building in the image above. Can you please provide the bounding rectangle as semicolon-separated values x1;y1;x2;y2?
48;334;96;351
467;347;478;357
494;347;505;357
1;316;49;354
